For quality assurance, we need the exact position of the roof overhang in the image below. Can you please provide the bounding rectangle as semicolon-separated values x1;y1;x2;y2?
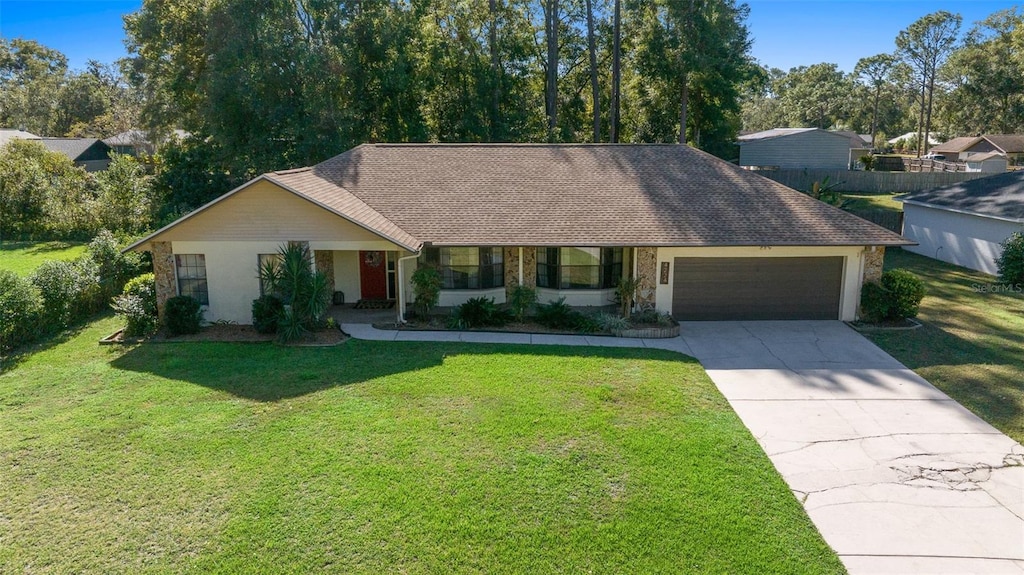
899;198;1024;225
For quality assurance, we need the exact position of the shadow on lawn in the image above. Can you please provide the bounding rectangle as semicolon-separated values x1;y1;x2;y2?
110;339;692;402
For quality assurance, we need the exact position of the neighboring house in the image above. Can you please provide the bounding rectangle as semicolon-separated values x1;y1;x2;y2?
899;171;1024;274
927;137;979;162
38;138;112;171
737;128;871;170
964;152;1008;174
103;129;189;156
0;129;41;146
127;144;910;324
930;134;1024;165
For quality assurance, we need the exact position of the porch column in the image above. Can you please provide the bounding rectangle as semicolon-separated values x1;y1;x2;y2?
504;247;537;300
152;241;175;320
314;250;335;295
635;247;658;309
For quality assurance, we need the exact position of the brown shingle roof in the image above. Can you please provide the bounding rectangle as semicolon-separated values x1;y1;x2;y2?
983;134;1024;154
267;143;909;247
931;136;982;153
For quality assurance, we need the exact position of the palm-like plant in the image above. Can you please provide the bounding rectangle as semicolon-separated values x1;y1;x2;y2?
258;243;331;342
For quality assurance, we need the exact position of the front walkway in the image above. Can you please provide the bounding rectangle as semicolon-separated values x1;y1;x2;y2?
342;321;1024;574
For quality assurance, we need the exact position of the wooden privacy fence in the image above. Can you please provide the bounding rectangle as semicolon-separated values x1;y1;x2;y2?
847;210;904;234
903;158;967;172
755;169;990;193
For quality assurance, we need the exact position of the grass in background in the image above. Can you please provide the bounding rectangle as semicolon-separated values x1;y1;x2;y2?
0;241;87;276
842;192;904;213
0;316;844;574
868;248;1024;443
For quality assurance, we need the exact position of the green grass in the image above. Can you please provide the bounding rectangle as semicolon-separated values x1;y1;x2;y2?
841;192;904;213
868;249;1024;443
0;316;844;574
0;241;87;276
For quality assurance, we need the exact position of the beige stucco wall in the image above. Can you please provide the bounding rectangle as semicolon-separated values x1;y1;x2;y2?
331;251;360;304
654;246;867;321
172;240;286;324
152;180;398;246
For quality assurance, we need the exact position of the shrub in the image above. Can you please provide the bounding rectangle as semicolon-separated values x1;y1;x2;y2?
411;265;442;319
164;295;203;335
0;270;43;352
882;269;925;319
252;294;285;334
451;297;513;328
112;273;158;337
630;308;674;326
31;260;88;330
859;269;926;322
859;282;890;323
258;243;332;342
535;298;597;332
997;232;1024;287
86;229;143;301
594;312;629;332
615;276;642;318
508;285;537;322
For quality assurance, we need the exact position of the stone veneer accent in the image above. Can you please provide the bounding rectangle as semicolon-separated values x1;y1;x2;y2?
503;247;520;297
503;247;538;299
635;247;658;308
314;250;335;294
863;247;885;284
152;241;175;319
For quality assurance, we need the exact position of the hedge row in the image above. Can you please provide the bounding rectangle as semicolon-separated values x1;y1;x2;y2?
0;231;144;355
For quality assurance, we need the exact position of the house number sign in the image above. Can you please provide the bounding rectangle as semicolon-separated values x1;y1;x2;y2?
659;262;669;284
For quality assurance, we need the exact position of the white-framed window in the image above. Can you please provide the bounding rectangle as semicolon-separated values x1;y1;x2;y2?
175;254;209;305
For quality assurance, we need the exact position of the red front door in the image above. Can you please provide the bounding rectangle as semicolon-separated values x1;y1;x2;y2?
359;251;388;299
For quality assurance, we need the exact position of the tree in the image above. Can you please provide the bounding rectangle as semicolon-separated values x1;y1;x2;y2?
585;0;600;141
610;0;621;142
628;0;752;151
854;53;898;144
896;11;962;156
0;38;68;135
940;8;1024;134
0;140;95;241
776;63;852;129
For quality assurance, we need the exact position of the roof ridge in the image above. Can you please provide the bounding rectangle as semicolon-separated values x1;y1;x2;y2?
271;166;313;175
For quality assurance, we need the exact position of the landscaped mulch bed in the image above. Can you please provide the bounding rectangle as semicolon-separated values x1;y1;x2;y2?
103;324;347;345
376;318;679;338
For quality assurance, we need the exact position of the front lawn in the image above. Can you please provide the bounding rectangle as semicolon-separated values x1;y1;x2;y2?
868;249;1024;443
0;317;843;574
0;240;87;276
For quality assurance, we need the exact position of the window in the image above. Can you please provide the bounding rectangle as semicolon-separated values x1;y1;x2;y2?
257;253;282;296
537;247;623;289
421;247;504;290
175;254;209;305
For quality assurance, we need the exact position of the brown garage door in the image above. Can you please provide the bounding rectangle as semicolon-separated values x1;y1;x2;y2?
672;257;844;320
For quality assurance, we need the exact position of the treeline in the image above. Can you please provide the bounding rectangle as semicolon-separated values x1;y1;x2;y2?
742;7;1024;152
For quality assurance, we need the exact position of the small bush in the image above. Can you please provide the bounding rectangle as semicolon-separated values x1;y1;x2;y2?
252;294;285;334
411;266;442;318
882;269;926;319
594;312;629;332
860;269;926;322
535;298;597;332
451;297;513;328
0;270;43;352
508;285;537;322
164;295;203;335
997;232;1024;287
112;273;158;337
86;229;143;301
31;260;88;330
630;308;674;326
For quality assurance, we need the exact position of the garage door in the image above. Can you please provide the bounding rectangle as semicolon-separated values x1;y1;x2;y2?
672;257;844;320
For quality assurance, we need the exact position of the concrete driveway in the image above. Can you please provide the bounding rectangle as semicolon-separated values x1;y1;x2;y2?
679;321;1024;574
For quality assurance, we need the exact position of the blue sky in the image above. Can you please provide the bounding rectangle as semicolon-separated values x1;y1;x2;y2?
0;0;1017;72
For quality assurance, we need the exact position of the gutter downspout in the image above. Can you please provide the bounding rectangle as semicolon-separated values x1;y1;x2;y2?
396;251;421;324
